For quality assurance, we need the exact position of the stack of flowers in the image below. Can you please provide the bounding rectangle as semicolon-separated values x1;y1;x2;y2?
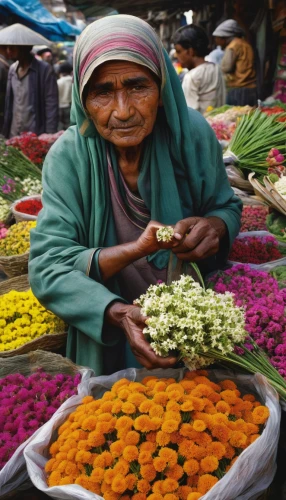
229;235;283;264
266;148;285;168
45;373;269;498
207;121;236;142
14;198;43;217
0;369;81;470
209;265;286;379
0;221;36;256
0;289;65;352
262;106;286;122
6;133;51;166
240;206;268;232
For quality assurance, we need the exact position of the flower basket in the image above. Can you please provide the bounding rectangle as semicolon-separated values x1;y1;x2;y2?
0;350;93;498
0;252;29;278
10;195;42;223
0;275;67;358
24;367;280;500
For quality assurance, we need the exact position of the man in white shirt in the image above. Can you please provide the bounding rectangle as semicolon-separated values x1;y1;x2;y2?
57;62;73;130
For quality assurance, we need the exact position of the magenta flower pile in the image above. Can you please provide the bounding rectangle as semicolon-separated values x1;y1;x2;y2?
0;369;81;469
209;264;286;379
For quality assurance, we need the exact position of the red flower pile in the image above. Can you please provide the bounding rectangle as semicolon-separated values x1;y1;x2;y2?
229;235;283;264
240;206;268;232
262;106;286;122
6;133;51;166
15;198;43;216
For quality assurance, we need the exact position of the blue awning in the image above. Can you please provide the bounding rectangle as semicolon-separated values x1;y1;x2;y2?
0;0;82;41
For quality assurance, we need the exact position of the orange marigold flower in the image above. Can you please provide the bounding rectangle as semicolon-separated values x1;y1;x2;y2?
234;419;248;433
200;456;219;473
166;383;184;394
169;432;184;445
249;434;260;444
49;442;60;455
132;494;147;500
197;474;218;494
164;411;181;423
187;493;202;500
159;447;177;467
219;380;237;391
179;380;196;392
166;401;181;412
141;464;157;482
93;455;106;468
142;376;157;385
138;479;151;494
140;441;156;453
87;431;105;448
67;448;78;461
149;404;165;418
191;384;213;398
91;467;105;483
110;440;125;458
216;401;231;415
112;401;123;414
156;431;171;446
178;439;195;459
55;451;67;461
77;439;91;452
65;461;78;476
180;401;194;412
139;400;155;413
183;459;199;476
193;420;206;432
153;457;167;472
153;392;169;406
224;443;235;460
178;485;193;500
128;393;147;407
164;494;178;500
166;464;184;481
151;417;163;430
243;394;256;402
211;424;231;442
45;458;56;473
105;490;121;500
146;431;157;443
104;469;117;485
125;430;140;446
229;431;247;448
134;415;154;432
189;397;205;411
162;478;179;494
154;381;168;392
59;476;74;486
192;412;212;427
138;451;153;465
211;413;228;426
246;423;259;435
126;473;137;490
102;390;116;401
252;406;270;425
147;494;164;500
167;390;183;402
220;390;238;405
82;396;94;404
129;381;147;393
101;401;114;413
162;419;179;434
75;450;92;464
111;474;127;494
191;445;208;461
206;442;225;460
118;389;131;401
114;459;130;476
207;392;222;404
48;470;62;487
194;432;212;447
122;402;136;414
116;415;134;430
123;445;139;462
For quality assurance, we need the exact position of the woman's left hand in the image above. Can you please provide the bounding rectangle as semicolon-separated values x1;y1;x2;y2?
172;216;226;261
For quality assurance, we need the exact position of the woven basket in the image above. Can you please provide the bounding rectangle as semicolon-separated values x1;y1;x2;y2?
0;252;29;278
0;275;67;358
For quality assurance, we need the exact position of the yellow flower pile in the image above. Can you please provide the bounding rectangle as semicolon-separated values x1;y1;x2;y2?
0;220;36;256
0;289;65;352
45;372;270;499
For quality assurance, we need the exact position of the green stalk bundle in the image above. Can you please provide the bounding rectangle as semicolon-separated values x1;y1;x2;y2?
225;109;286;174
0;144;42;182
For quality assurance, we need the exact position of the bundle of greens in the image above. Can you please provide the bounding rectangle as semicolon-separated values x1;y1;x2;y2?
224;109;286;175
0;140;42;183
266;211;286;242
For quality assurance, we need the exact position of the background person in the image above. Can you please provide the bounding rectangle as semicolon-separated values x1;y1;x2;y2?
57;62;73;130
213;19;257;106
0;45;9;132
173;24;226;113
37;47;53;65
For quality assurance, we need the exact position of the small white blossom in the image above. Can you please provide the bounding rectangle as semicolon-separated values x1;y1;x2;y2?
156;226;174;242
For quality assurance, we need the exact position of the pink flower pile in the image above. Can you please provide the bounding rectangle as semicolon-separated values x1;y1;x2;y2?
209;264;286;379
0;369;81;469
0;223;7;239
240;206;268;232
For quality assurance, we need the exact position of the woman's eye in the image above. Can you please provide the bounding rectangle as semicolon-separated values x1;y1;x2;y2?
132;86;144;91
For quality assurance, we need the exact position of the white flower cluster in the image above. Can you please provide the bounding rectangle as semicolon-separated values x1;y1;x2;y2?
274;176;286;199
156;226;174;242
135;275;246;368
0;197;9;221
20;177;42;196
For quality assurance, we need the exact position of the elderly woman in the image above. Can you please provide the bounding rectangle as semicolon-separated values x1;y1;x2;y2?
29;15;242;375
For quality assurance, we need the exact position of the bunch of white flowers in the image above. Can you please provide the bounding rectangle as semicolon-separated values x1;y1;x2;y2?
156;226;174;242
0;197;9;221
274;176;286;200
135;275;246;370
20;177;42;196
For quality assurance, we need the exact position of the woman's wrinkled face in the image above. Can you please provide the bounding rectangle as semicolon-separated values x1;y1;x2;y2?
85;60;161;148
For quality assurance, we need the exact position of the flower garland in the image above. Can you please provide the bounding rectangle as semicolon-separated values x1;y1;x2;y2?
0;369;81;470
0;220;36;256
229;235;283;264
45;373;269;499
0;289;65;352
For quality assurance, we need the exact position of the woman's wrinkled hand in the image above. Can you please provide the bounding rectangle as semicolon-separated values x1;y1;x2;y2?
172;216;225;261
105;302;177;370
136;220;176;256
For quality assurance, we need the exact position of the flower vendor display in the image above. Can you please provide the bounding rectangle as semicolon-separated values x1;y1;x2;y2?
6;132;51;166
24;368;280;500
240;206;268;232
0;286;66;355
0;139;42;182
209;264;286;384
206;106;252;143
223;109;286;175
228;234;284;265
0;350;93;497
0;220;35;257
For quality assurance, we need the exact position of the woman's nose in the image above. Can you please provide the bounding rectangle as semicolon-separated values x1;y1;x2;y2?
113;91;135;121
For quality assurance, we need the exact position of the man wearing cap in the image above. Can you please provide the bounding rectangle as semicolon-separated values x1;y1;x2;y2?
0;24;58;138
37;47;53;65
212;19;257;106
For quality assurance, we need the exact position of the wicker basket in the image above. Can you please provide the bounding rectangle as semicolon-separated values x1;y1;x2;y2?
10;195;42;223
0;275;67;358
0;252;29;278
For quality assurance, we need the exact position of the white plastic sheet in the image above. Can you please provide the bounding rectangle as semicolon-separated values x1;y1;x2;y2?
24;368;281;500
0;367;93;497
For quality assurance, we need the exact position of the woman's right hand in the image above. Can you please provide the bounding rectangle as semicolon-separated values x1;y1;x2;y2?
105;302;177;370
136;220;176;256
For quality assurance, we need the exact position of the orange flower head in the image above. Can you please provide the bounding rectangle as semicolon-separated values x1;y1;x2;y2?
139;400;155;413
140;441;157;453
132;494;147;500
194;431;212;447
105;490;121;500
128;393;147;407
159;447;177;467
211;424;231;442
191;384;213;398
206;441;225;460
211;413;228;426
164;411;181;423
178;439;196;459
82;396;94;404
141;464;157;482
65;461;78;476
151;417;163;430
162;419;179;434
112;401;123;414
179;380;196;392
126;473;137;490
142;376;158;385
169;431;184;445
111;474;127;494
153;457;167;473
149;404;165;418
91;467;105;483
48;470;62;487
183;458;200;476
219;380;237;391
154;381;168;392
123;445;139;462
229;431;247;448
138;450;153;465
162;478;179;494
118;388;131;401
200;455;219;473
110;440;126;458
180;401;194;412
187;493;202;500
193;420;206;432
220;390;238;405
250;434;260;444
102;391;114;401
137;479;151;494
156;430;171;446
66;448;78;461
246;423;259;435
153;392;169;406
134;415;154;432
191;445;208;461
75;450;92;464
122;402;136;415
167;390;183;402
112;378;131;393
166;401;181;412
55;451;67;462
224;443;235;460
178;485;193;500
164;494;179;500
189;397;205;411
125;430;140;446
197;474;218;494
104;469;117;485
216;401;231;415
114;458;130;476
115;416;134;431
147;494;164;500
252;406;270;425
45;459;56;473
207;392;222;404
87;430;105;448
166;464;184;481
243;394;256;402
49;442;60;455
129;381;147;393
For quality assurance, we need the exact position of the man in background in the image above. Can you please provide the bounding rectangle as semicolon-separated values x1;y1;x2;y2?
213;19;257;106
0;45;9;132
57;61;72;130
37;47;53;65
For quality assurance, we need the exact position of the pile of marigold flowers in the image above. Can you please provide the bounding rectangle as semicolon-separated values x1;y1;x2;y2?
0;220;36;256
229;235;283;264
45;372;269;499
0;289;65;352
